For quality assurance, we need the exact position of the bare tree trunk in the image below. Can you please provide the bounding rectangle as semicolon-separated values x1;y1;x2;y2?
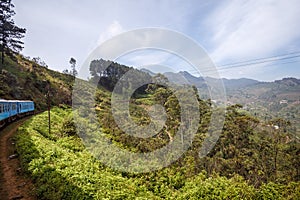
274;147;278;179
1;42;4;65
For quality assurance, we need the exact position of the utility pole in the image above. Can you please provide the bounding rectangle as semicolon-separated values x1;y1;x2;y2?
45;80;51;135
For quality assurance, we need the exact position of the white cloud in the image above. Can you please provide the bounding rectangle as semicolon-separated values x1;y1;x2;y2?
206;0;300;63
85;20;125;60
117;50;171;67
96;20;125;45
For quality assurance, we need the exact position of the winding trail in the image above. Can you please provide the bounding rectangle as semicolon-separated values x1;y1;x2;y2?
0;117;36;200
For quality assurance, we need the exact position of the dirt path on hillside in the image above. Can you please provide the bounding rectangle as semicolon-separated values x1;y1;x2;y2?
0;118;36;200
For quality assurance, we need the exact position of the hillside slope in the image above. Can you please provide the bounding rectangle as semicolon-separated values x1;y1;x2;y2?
150;70;299;132
227;78;300;132
0;54;73;110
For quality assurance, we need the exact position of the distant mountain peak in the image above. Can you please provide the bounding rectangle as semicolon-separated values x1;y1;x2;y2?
275;77;300;86
139;68;156;76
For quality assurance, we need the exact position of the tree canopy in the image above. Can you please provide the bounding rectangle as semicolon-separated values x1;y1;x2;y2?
89;58;152;94
0;0;26;64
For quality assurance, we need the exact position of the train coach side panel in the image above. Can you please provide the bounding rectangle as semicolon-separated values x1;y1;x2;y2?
0;102;10;122
10;102;18;116
18;101;35;114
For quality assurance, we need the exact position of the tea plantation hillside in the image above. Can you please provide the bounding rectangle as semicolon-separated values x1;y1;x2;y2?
15;105;299;199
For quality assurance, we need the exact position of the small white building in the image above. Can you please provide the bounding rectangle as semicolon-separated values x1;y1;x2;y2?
279;100;288;104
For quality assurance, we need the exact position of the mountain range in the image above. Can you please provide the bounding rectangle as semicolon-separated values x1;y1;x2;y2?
141;69;300;132
141;68;299;102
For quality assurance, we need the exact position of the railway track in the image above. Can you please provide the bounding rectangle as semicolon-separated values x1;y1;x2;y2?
0;116;36;200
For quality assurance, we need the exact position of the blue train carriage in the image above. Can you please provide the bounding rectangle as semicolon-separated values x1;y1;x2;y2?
0;100;19;127
8;100;18;119
0;99;35;128
17;100;35;116
0;99;11;127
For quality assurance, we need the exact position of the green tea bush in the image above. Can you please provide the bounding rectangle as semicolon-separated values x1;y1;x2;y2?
15;108;300;199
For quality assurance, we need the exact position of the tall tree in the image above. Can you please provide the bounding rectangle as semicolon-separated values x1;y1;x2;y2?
69;57;77;77
0;0;26;64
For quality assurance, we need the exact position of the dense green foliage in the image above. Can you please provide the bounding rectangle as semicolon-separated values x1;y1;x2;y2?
16;103;299;199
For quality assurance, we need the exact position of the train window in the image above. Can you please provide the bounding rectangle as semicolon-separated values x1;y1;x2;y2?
0;104;3;113
12;104;16;110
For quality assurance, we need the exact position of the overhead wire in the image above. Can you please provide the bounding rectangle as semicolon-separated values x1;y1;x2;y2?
216;51;300;67
186;51;300;74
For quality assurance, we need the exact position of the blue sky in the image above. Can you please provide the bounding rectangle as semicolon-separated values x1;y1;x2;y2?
13;0;300;81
